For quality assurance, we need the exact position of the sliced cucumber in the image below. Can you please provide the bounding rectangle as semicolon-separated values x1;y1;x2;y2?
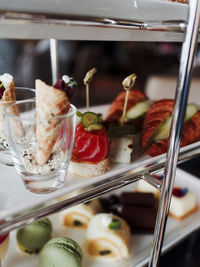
152;116;172;142
125;100;150;121
81;111;99;128
184;103;198;122
152;103;198;142
85;123;103;131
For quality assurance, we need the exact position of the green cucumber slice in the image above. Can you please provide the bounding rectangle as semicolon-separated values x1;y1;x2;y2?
152;116;172;142
184;103;198;122
152;103;198;142
85;123;103;131
81;111;99;128
125;100;150;121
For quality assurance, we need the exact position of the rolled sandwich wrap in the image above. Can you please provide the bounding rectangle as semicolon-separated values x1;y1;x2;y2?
61;199;101;229
105;89;147;126
85;213;130;262
35;79;70;165
142;99;200;156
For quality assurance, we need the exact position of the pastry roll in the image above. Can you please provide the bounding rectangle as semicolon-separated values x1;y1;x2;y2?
85;213;131;262
105;89;147;127
142;99;200;156
61;199;101;230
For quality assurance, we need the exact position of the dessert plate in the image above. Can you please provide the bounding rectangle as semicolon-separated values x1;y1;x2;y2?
4;168;200;267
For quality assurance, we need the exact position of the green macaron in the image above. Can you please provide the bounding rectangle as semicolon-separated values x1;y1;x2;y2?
16;218;52;254
39;237;83;267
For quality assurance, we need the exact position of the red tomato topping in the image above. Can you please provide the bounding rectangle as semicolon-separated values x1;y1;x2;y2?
73;123;109;163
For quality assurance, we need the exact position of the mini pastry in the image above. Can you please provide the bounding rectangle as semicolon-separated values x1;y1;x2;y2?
142;99;200;156
169;187;198;220
61;199;101;229
105;86;149;164
0;73;19;147
105;89;149;129
136;174;163;198
69;111;109;177
35;79;70;165
16;218;52;254
0;73;15;119
85;213;131;262
0;233;9;260
39;237;83;267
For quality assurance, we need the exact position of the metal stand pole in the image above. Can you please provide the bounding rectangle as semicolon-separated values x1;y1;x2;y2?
50;39;59;84
148;1;200;266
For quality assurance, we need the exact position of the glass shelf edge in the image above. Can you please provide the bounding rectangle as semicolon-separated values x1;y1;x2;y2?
0;141;200;235
0;12;191;41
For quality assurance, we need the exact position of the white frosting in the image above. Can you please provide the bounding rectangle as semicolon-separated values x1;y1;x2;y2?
170;191;196;218
102;214;112;227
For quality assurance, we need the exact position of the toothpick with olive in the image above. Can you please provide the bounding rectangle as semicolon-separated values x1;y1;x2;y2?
120;73;137;126
83;67;97;110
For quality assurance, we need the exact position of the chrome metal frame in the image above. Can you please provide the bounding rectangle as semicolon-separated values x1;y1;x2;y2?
0;11;191;41
50;39;59;84
0;2;199;267
149;0;200;266
0;12;186;32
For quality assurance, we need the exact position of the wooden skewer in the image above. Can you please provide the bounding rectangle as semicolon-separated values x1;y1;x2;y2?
120;73;137;126
83;67;97;110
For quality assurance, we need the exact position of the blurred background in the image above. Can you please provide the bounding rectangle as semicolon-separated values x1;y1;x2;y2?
0;39;194;107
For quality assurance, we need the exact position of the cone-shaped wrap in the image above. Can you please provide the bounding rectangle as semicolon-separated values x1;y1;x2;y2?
36;79;70;165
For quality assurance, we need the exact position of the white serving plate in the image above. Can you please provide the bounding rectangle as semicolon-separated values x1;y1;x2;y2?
0;104;200;223
4;168;200;267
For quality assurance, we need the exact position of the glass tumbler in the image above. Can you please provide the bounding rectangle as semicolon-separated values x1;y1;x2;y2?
0;87;35;166
4;99;77;194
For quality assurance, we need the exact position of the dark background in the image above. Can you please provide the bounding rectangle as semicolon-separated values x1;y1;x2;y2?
0;40;184;107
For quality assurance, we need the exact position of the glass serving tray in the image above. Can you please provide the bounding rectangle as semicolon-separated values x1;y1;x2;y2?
0;104;200;234
3;168;200;267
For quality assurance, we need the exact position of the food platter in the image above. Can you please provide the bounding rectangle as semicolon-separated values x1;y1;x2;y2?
1;104;200;232
3;168;200;267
